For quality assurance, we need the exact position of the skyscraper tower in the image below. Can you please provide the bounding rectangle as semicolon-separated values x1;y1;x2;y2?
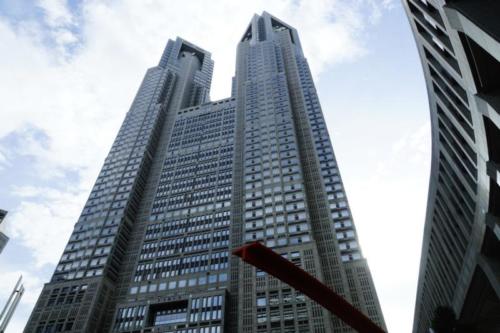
0;209;8;254
25;12;385;333
402;1;500;332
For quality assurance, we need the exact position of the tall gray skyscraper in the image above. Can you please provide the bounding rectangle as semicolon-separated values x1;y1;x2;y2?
25;12;385;333
402;1;500;332
0;209;8;254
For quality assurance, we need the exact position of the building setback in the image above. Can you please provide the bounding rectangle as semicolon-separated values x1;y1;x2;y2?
25;12;385;333
0;209;8;255
402;1;500;332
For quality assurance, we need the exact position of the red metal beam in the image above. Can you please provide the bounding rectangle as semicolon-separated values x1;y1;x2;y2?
233;242;386;333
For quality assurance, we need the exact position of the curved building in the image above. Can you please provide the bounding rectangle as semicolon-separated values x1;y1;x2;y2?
402;1;500;332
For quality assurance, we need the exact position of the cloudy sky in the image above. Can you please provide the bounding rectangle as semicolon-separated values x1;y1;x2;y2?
0;0;430;332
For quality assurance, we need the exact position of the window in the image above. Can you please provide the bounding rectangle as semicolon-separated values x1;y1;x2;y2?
152;304;188;326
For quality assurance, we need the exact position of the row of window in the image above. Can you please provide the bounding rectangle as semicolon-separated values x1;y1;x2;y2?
130;272;228;295
151;199;232;216
145;211;231;238
299;57;363;262
158;161;233;187
134;251;228;282
163;147;233;167
46;284;87;307
140;230;229;259
190;295;223;323
114;305;146;331
35;320;74;333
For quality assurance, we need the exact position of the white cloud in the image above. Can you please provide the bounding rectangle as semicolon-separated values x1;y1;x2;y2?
0;271;45;333
0;270;44;307
382;0;398;9
36;0;74;28
0;0;393;261
340;121;431;332
388;121;431;170
33;0;79;56
0;0;393;177
8;185;86;267
0;148;7;170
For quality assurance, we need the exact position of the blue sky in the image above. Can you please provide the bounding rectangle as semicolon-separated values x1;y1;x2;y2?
0;1;430;332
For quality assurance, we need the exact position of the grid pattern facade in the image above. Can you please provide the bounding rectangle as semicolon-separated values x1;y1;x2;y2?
26;12;386;333
231;13;385;332
109;100;236;333
402;1;500;332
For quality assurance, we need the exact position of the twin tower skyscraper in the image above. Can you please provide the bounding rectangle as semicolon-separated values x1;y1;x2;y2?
25;13;385;332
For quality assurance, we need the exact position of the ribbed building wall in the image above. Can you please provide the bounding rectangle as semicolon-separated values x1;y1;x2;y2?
402;1;500;332
232;12;385;332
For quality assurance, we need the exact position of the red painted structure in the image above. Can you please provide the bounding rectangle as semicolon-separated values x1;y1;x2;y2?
233;242;386;333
